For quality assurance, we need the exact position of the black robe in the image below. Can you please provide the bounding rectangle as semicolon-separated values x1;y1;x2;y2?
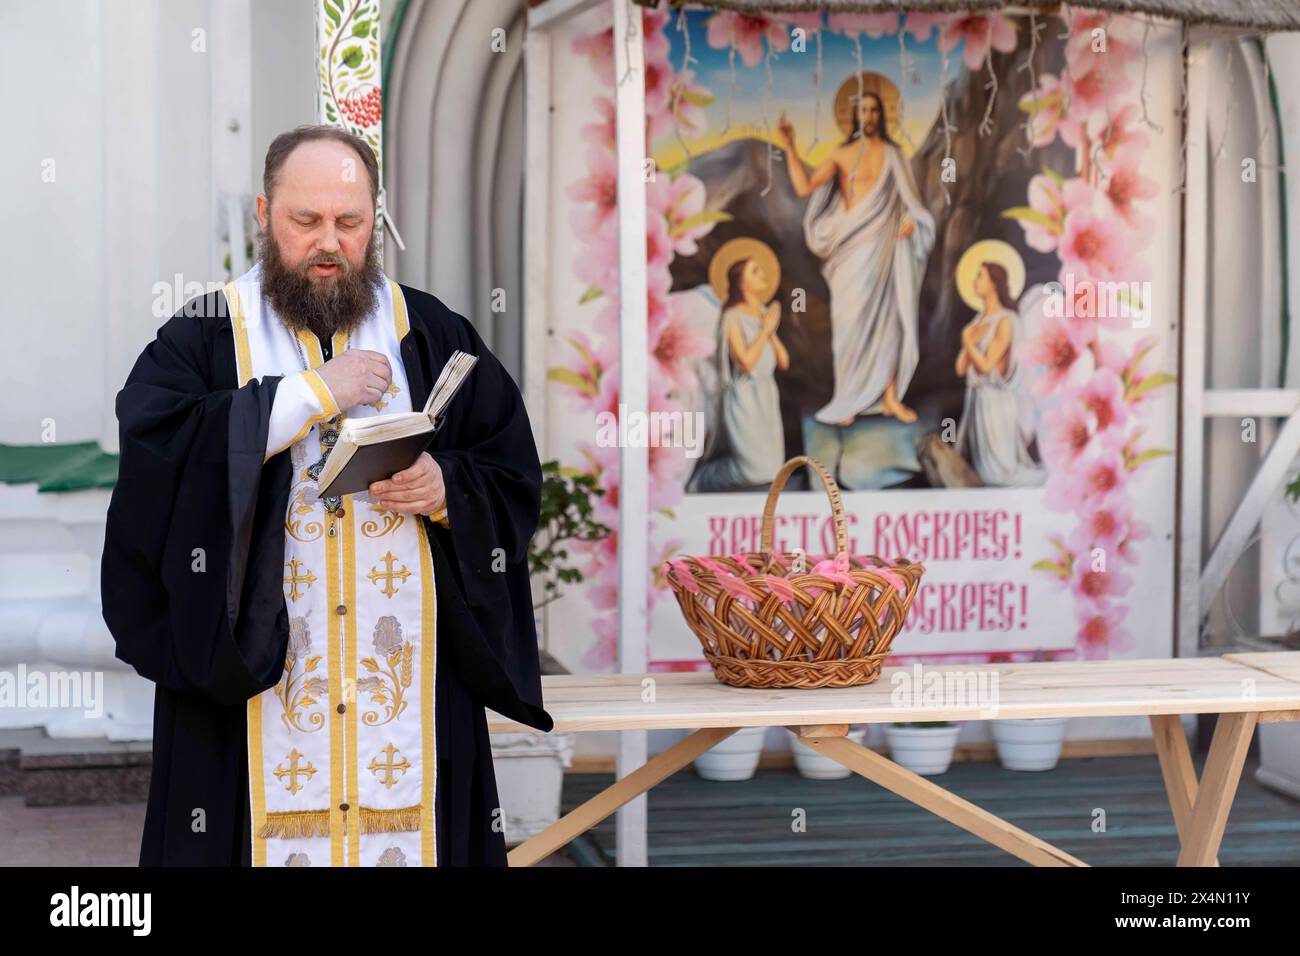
100;283;554;866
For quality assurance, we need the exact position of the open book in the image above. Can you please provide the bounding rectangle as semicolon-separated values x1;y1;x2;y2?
313;350;478;499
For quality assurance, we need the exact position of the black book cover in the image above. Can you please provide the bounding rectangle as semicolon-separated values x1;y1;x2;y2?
317;429;436;499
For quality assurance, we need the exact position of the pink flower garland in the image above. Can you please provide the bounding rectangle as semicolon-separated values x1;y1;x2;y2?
1012;6;1176;660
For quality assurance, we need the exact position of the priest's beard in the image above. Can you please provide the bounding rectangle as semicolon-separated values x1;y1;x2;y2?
258;221;383;340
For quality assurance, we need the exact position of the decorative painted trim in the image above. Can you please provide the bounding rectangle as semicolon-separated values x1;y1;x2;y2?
316;0;385;240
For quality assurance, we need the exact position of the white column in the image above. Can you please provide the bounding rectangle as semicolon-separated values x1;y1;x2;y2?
611;0;649;868
1177;31;1210;658
210;0;253;281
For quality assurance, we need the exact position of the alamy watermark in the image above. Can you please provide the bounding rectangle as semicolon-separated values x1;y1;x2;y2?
890;662;1001;718
595;405;706;459
1043;273;1151;328
0;665;104;720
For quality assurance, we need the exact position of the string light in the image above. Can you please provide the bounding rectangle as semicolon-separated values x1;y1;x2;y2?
673;2;697;161
939;45;954;206
1016;10;1044;163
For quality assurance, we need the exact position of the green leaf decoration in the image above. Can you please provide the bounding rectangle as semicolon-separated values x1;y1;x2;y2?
547;368;598;397
1030;559;1070;579
1128;448;1173;470
341;46;364;69
578;284;604;304
671;210;733;235
1040;165;1068;186
352;19;371;38
1128;371;1177;400
1001;206;1057;230
566;335;602;383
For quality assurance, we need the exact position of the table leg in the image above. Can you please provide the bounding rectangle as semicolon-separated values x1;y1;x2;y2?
506;726;739;867
1149;714;1219;866
1176;712;1258;867
797;731;1086;867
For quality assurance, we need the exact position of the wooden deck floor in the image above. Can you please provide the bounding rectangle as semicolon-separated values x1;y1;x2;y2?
558;754;1300;866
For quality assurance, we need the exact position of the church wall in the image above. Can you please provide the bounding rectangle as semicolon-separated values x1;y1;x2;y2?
0;0;316;745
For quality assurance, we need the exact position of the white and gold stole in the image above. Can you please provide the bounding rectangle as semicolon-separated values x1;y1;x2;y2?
224;262;439;867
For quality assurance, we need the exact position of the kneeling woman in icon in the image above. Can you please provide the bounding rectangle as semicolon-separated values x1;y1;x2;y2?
687;238;790;493
953;240;1044;488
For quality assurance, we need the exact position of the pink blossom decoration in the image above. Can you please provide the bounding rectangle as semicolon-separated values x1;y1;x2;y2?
705;12;791;69
938;14;1017;71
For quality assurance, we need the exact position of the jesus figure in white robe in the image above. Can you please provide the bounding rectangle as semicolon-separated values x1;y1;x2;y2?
777;91;935;426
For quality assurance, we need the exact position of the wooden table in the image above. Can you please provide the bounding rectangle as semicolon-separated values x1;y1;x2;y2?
487;655;1300;867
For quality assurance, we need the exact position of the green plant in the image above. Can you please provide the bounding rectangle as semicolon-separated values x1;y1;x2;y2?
528;460;612;610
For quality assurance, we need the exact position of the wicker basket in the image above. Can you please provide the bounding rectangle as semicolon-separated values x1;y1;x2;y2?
663;455;924;689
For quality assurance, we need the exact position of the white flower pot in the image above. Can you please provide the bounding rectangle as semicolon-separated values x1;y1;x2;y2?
1257;722;1300;800
883;724;962;776
787;727;869;779
490;731;575;845
992;717;1068;771
693;725;767;781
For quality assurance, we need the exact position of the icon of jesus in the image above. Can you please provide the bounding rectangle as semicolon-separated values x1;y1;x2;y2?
775;71;934;427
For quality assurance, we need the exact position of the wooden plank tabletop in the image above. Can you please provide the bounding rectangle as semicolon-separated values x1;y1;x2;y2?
487;656;1300;734
1224;651;1300;684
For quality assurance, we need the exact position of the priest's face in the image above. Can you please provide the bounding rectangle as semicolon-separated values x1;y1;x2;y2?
255;139;382;340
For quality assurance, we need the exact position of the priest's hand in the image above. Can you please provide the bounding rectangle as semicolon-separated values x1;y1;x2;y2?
369;452;446;516
317;349;392;410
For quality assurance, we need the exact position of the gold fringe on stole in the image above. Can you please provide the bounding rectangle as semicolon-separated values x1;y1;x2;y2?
258;809;331;840
258;805;424;839
359;804;424;834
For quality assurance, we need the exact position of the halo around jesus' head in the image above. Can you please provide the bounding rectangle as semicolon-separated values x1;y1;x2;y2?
956;239;1027;311
708;237;781;304
834;71;902;142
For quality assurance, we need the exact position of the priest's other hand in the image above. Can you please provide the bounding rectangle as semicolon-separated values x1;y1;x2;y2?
317;349;392;410
370;452;446;516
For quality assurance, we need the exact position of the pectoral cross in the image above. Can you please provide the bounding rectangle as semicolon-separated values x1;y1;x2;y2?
274;749;317;795
307;414;346;519
367;551;411;598
368;743;411;790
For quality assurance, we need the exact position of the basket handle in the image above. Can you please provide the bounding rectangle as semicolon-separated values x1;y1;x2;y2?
759;455;848;556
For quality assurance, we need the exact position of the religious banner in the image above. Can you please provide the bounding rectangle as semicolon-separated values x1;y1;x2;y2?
541;5;1183;678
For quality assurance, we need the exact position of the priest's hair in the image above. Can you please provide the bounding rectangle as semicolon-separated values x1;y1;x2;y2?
263;124;379;205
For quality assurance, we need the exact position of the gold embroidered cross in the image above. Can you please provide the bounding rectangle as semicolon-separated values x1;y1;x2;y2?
284;558;317;602
373;381;401;412
367;551;411;598
273;749;317;795
368;743;411;790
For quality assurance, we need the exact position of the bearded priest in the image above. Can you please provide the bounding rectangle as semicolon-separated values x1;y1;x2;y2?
101;125;553;867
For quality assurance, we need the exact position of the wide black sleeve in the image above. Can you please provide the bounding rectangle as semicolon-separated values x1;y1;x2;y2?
101;303;294;707
426;312;553;732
